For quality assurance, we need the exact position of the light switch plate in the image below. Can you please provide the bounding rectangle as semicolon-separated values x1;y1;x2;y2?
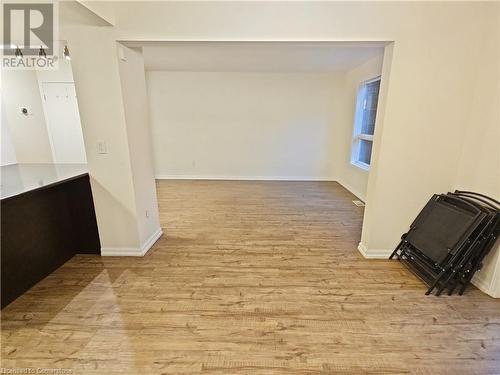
97;140;107;154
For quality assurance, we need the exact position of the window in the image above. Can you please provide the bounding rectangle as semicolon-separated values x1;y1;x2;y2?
351;76;381;171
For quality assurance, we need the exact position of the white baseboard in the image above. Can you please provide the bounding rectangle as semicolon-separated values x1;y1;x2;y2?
100;247;146;256
155;175;336;182
336;181;366;202
357;242;391;259
140;228;164;254
101;228;163;257
358;243;498;298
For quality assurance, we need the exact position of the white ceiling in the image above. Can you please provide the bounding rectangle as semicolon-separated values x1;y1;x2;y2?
135;42;385;72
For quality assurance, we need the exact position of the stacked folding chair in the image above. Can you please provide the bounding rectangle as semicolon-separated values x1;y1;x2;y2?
390;190;500;296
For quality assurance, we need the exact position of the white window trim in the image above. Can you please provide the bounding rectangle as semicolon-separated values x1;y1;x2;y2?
350;75;381;172
351;160;371;171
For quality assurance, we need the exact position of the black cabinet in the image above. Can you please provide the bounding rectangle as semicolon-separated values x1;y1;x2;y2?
1;174;100;308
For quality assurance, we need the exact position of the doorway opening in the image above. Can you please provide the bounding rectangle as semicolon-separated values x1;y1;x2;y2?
119;40;392;249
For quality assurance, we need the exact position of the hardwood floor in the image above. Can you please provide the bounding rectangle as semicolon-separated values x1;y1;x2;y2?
1;180;499;374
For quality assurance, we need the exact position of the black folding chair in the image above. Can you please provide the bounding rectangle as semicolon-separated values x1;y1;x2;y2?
389;190;499;296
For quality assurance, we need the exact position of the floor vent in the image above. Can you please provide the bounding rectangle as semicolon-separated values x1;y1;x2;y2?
352;200;365;207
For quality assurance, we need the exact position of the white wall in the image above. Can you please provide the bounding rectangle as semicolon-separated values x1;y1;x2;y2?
2;70;54;163
0;45;84;165
79;1;116;25
147;64;383;188
105;0;497;253
455;11;500;297
60;24;161;255
333;55;383;201
63;27;141;252
36;47;87;165
147;71;339;180
61;1;499;294
117;44;162;247
36;43;75;83
1;101;17;166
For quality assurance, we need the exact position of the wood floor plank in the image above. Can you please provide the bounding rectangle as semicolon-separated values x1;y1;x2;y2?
1;180;499;374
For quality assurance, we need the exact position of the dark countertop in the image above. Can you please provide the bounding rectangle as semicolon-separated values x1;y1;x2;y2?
0;163;88;200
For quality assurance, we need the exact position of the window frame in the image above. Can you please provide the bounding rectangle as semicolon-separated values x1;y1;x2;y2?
350;75;381;172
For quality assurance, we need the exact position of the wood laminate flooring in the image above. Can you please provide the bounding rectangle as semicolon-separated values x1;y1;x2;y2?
1;180;499;374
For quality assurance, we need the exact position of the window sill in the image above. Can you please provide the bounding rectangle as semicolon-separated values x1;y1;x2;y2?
351;160;370;172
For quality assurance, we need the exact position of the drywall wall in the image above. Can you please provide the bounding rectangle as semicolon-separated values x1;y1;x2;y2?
1;54;86;165
104;0;496;249
147;71;338;180
1;101;17;166
333;55;383;201
61;26;142;252
61;1;499;294
117;44;162;247
36;46;87;165
79;1;115;25
2;70;53;163
60;24;161;255
36;42;75;83
455;10;500;297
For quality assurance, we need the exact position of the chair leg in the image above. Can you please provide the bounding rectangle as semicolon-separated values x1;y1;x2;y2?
389;240;404;259
389;249;399;259
435;270;456;296
447;279;459;296
426;268;448;295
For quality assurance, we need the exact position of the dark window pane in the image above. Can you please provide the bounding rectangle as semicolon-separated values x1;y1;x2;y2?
361;79;380;135
359;139;373;165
